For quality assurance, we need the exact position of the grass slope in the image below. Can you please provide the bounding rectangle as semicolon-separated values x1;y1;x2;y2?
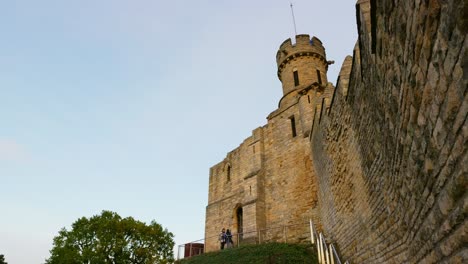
178;243;318;264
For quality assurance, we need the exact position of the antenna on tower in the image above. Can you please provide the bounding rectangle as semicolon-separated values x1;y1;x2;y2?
289;2;298;36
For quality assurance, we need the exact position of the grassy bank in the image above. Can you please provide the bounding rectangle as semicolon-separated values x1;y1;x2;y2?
177;242;317;264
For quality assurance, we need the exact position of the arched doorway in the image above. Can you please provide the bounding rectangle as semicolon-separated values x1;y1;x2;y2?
236;207;243;240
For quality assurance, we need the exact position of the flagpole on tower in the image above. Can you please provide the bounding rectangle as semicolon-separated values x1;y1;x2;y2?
290;2;298;36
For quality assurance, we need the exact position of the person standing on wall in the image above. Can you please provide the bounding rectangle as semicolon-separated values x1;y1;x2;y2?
219;228;227;250
225;229;233;248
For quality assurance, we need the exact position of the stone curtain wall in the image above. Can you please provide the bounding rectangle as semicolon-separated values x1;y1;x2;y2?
310;0;467;263
263;101;318;233
205;127;266;252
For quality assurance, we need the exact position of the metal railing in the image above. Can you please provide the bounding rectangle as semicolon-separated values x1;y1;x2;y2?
177;219;349;263
309;220;349;264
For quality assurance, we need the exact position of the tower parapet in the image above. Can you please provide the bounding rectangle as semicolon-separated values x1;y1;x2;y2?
275;34;329;108
276;34;327;75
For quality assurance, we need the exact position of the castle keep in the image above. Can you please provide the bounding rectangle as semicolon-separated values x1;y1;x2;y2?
205;34;334;251
205;0;467;263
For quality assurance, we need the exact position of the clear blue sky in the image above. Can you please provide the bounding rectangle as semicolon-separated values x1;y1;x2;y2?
0;1;357;263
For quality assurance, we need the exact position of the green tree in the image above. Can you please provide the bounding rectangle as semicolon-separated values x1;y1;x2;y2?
45;211;174;264
0;254;7;264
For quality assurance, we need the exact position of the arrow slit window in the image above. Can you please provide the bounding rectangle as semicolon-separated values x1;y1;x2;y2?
290;116;297;137
293;69;299;86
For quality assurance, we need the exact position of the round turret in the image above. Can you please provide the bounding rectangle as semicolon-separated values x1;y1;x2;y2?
276;35;329;107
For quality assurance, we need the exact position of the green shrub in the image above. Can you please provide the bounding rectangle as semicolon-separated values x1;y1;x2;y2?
178;243;317;264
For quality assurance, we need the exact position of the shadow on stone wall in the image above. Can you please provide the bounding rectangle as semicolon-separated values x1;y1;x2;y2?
310;0;467;263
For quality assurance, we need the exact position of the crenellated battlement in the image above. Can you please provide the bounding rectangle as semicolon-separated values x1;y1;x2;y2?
277;35;324;61
276;35;328;81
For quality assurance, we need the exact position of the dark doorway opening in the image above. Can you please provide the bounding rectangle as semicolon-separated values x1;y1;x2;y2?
236;207;243;240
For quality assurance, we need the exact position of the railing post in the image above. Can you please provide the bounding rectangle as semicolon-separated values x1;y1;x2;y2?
329;244;335;264
326;245;331;264
317;238;322;264
320;234;326;264
310;219;315;244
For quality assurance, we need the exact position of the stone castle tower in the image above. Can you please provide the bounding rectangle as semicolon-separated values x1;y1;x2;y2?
204;34;335;252
205;0;466;262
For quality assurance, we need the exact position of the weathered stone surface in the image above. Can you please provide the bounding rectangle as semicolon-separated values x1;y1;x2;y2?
310;0;467;263
205;0;467;262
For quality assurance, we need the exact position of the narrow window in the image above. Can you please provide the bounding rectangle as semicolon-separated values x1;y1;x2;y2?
308;95;311;103
293;70;299;86
250;186;252;195
227;165;231;181
290;116;297;137
253;145;255;153
316;69;322;84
